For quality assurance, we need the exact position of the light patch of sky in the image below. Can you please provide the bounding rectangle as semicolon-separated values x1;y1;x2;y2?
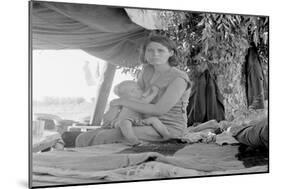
33;49;135;102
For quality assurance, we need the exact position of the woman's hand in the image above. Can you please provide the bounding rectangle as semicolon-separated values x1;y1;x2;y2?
111;77;187;116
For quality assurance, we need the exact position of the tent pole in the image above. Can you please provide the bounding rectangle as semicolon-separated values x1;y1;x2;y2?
90;62;116;125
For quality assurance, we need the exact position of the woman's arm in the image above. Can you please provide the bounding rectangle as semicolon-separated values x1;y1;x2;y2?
112;77;187;116
141;86;159;103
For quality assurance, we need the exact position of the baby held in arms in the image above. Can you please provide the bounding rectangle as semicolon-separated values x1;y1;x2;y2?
102;80;171;146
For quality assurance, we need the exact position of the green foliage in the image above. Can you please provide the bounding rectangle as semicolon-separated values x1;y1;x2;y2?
158;11;269;80
119;11;268;84
115;65;142;80
40;96;86;105
155;11;268;118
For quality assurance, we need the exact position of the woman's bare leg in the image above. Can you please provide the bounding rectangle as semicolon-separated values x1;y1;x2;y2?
144;117;171;139
118;119;141;145
189;120;220;132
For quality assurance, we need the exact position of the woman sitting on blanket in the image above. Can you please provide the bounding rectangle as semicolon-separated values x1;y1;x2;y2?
102;80;171;146
75;35;192;147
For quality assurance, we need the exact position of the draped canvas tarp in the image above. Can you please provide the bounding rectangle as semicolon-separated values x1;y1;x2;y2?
31;1;166;67
125;8;168;30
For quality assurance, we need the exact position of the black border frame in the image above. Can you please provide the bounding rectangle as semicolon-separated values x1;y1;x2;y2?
28;1;33;188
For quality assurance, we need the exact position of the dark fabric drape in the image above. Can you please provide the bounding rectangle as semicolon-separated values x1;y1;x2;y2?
245;45;266;107
186;70;225;126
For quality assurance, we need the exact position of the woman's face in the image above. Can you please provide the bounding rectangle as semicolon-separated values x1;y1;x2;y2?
145;42;173;65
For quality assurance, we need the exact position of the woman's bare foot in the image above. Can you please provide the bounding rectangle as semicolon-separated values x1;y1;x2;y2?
161;134;172;140
125;140;148;147
189;120;219;132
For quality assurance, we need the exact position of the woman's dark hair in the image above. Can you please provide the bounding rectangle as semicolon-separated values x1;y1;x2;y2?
139;35;179;67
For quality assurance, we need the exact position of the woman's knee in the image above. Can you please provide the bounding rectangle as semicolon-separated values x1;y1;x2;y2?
117;119;132;128
144;117;161;125
75;130;99;147
61;131;82;148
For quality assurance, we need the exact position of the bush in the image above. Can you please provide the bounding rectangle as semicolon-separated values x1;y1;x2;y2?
41;96;86;105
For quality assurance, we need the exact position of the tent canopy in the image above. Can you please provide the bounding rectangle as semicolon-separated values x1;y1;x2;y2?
32;1;166;67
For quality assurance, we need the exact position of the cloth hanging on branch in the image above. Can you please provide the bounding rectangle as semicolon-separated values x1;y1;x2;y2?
186;70;225;126
245;44;266;109
83;61;102;86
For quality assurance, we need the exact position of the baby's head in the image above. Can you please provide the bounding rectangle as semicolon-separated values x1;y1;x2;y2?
114;80;143;98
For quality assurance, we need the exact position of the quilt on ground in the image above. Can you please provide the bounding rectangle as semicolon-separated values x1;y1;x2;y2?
32;142;268;187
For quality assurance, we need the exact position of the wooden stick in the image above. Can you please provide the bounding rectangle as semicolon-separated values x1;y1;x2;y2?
91;63;116;125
